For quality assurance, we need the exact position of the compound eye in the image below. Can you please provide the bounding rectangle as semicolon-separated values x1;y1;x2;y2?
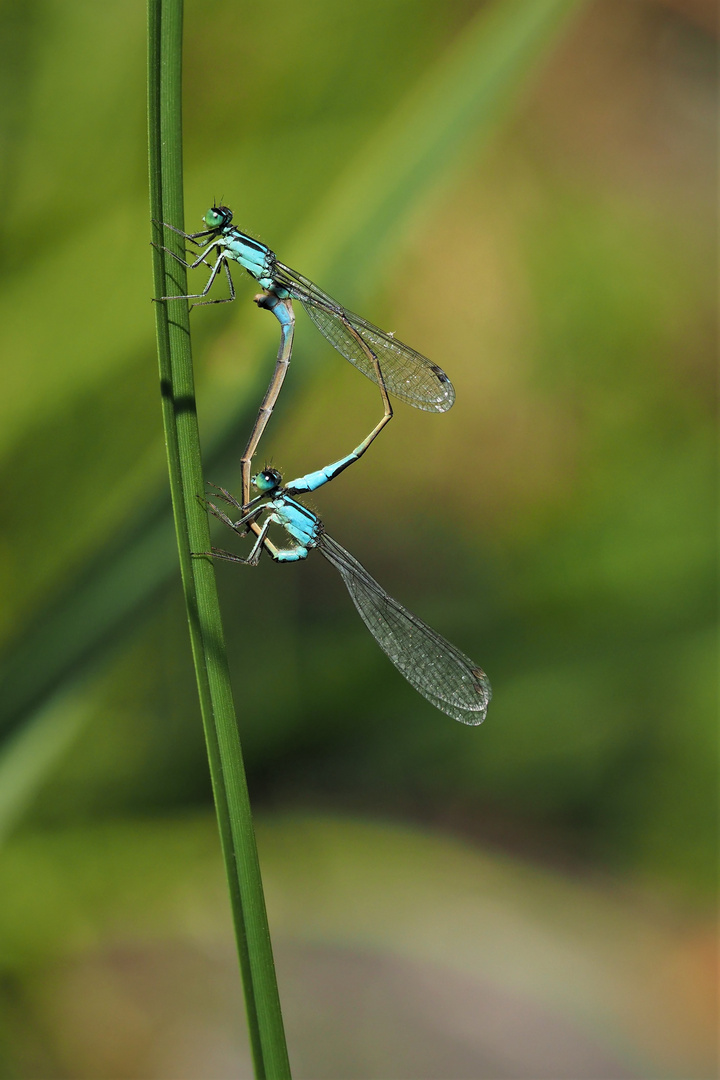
253;467;281;492
204;205;233;230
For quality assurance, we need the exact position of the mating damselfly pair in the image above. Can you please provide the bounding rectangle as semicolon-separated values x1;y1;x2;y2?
157;206;491;725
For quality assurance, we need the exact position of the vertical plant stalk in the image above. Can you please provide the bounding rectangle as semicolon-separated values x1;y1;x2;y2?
147;2;291;1076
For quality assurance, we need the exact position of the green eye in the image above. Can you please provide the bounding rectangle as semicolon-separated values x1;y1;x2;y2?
203;208;222;228
253;468;281;492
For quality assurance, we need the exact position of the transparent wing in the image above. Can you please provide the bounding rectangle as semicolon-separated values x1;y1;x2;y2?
272;262;455;413
318;533;490;724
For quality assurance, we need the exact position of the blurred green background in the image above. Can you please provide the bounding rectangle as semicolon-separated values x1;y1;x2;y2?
0;0;716;1076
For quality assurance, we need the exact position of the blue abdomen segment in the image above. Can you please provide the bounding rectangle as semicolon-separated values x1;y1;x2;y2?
275;547;308;562
286;453;358;494
222;231;277;289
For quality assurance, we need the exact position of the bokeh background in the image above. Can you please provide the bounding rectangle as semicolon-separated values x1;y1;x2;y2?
0;0;716;1076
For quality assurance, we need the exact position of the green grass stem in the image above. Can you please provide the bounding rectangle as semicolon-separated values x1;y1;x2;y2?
147;2;290;1075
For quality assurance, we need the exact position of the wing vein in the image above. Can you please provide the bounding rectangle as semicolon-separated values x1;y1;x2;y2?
272;263;455;412
318;533;490;724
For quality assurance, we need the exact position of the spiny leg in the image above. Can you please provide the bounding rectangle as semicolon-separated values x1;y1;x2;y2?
151;242;213;273
158;219;216;244
203;546;248;564
152;228;224;270
214;513;299;566
191;255;236;307
205;533;308;566
205;491;306;567
204;500;244;534
157;249;233;303
205;482;243;510
198;503;272;563
239;515;274;564
204;496;266;536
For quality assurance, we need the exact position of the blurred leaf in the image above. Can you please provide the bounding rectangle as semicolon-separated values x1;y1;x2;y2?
0;681;97;847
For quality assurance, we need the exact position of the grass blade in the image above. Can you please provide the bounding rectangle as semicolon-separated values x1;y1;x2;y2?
148;1;290;1075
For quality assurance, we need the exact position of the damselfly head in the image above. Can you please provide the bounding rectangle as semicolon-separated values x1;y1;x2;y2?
253;467;282;492
203;205;233;231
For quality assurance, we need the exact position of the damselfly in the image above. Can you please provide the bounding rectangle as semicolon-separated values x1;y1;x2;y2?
204;452;491;724
157;206;455;413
